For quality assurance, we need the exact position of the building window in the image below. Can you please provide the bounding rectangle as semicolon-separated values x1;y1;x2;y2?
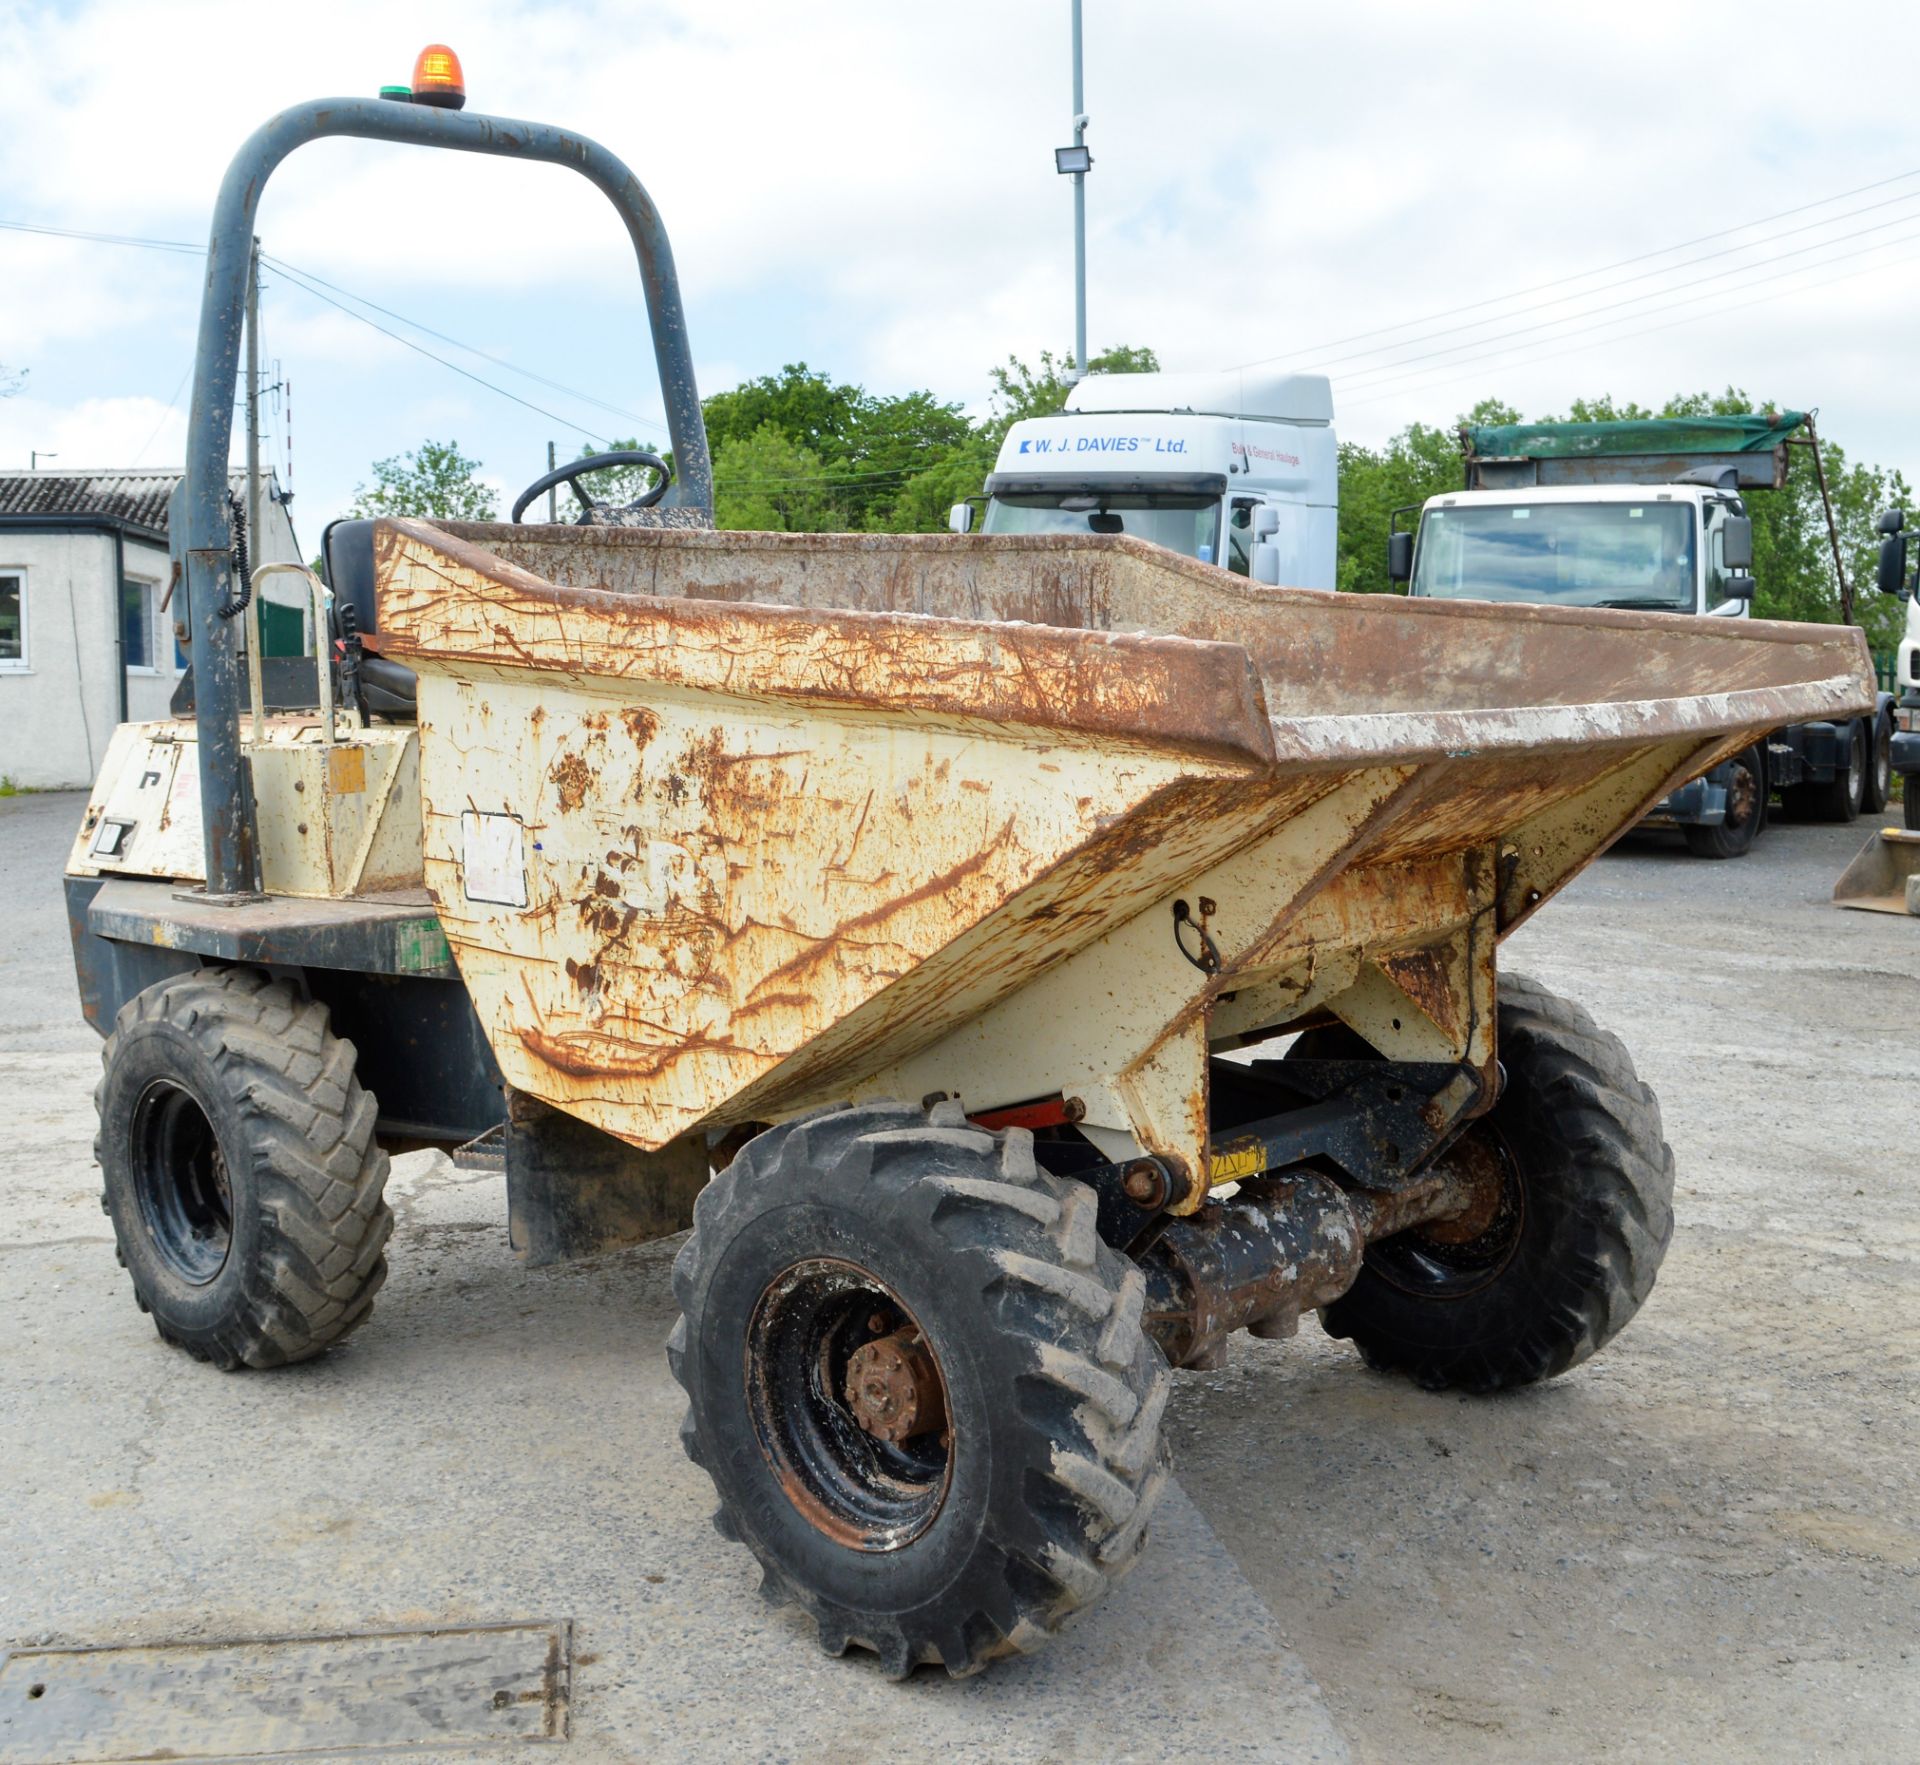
0;572;23;669
121;578;156;671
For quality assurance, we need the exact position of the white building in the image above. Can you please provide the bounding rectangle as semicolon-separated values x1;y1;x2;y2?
0;469;305;790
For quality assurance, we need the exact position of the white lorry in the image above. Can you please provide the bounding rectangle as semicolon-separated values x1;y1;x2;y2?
1390;418;1896;857
950;368;1338;589
1877;510;1920;831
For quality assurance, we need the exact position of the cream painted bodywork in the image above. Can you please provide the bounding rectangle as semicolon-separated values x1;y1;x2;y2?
69;717;423;899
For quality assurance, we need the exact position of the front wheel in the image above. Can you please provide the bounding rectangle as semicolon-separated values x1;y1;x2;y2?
95;967;393;1369
669;1100;1170;1677
1314;975;1675;1393
1683;745;1765;858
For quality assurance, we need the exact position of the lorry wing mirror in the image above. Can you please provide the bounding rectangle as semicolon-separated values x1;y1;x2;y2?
1251;506;1280;540
1878;532;1909;598
1724;573;1756;603
1720;515;1754;571
947;502;974;535
1387;531;1414;582
1875;508;1904;536
1252;542;1282;586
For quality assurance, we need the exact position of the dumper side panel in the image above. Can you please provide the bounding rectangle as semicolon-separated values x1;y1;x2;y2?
411;667;1264;1151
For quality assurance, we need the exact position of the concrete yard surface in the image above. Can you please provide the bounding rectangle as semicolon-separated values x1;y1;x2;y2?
2;787;1915;1761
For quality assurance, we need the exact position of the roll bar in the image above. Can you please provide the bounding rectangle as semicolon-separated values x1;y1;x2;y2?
181;97;714;898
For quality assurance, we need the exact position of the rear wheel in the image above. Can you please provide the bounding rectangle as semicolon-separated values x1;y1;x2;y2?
95;967;393;1370
1683;745;1765;858
669;1099;1170;1677
1303;975;1674;1393
1863;710;1892;816
1784;719;1866;823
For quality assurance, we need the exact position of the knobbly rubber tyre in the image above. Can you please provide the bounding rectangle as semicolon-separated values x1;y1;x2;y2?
1682;745;1765;859
1862;710;1892;816
95;967;393;1370
668;1099;1171;1678
1313;975;1674;1393
1783;719;1866;824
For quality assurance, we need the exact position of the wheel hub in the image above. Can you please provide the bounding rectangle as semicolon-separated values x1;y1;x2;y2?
131;1079;233;1285
1726;758;1760;829
844;1327;947;1444
1419;1132;1508;1245
746;1259;953;1551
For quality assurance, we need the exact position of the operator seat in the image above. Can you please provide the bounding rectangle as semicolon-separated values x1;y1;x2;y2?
320;518;418;719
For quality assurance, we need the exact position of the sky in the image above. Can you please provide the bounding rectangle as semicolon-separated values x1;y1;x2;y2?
1;0;1917;544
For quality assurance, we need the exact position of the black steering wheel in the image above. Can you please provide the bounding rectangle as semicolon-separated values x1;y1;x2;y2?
510;449;673;524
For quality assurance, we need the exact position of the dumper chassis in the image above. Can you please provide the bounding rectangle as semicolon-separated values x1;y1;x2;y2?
62;87;1880;1677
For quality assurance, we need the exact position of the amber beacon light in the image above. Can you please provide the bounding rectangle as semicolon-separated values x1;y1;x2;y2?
410;43;467;109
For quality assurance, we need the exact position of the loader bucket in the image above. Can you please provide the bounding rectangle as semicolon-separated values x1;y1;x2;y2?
370;519;1876;1194
1833;827;1920;915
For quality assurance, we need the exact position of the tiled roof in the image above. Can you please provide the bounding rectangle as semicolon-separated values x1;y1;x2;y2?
0;469;276;538
0;469;179;533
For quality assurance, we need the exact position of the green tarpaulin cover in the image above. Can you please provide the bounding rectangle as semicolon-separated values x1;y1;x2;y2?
1465;413;1807;459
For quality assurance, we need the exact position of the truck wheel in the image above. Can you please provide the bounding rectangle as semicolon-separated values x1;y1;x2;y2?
668;1100;1170;1678
1310;974;1674;1393
1784;719;1866;823
1863;710;1893;816
1907;779;1920;832
95;967;393;1370
1682;745;1764;858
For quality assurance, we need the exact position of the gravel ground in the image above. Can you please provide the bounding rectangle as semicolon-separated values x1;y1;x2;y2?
1;788;1913;1761
1174;815;1919;1761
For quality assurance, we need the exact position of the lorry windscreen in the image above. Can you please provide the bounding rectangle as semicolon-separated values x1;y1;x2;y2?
1411;501;1696;611
983;493;1221;562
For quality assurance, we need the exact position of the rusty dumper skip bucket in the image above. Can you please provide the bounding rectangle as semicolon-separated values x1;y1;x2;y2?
64;77;1877;1684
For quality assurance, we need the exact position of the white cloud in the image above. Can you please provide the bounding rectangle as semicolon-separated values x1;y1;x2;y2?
3;0;1917;512
0;392;188;472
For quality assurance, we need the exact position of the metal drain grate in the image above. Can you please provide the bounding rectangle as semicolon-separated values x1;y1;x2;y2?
0;1619;570;1761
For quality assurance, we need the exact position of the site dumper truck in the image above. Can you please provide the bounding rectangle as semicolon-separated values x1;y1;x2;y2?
1389;416;1896;856
62;76;1877;1678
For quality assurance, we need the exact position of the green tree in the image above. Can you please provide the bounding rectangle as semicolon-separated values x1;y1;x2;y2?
351;439;497;520
876;431;999;534
704;363;864;463
1334;419;1469;594
713;423;839;532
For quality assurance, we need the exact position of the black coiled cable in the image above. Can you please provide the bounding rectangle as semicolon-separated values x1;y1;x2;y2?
217;491;252;620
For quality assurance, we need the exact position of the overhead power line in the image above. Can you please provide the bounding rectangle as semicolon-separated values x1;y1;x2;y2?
1225;164;1920;372
1330;206;1920;394
1292;183;1920;377
1337;218;1920;408
0;216;666;444
1340;232;1920;415
256;253;670;440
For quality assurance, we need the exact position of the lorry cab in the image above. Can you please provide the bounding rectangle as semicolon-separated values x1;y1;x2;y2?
957;369;1338;590
1390;415;1896;851
1402;482;1756;618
